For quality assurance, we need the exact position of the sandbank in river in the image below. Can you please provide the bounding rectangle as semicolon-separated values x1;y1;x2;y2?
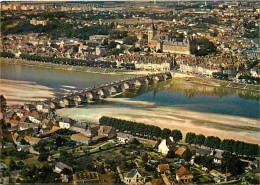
57;98;260;145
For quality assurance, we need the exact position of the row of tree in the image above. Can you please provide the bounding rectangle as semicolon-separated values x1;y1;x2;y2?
185;132;259;158
0;51;15;58
212;72;229;80
99;116;259;158
17;54;117;68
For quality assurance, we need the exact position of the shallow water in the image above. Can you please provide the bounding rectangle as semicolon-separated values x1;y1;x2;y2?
1;63;259;118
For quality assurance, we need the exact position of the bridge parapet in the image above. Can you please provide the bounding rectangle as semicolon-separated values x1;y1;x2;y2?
47;72;173;108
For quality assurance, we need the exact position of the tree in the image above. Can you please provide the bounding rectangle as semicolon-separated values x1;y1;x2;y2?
220;139;235;153
9;159;17;171
185;132;196;144
167;150;176;158
196;37;217;56
221;152;245;176
123;36;137;45
161;128;171;139
108;41;117;50
170;129;182;143
101;38;108;45
20;139;29;145
38;152;49;162
204;136;221;150
142;153;148;163
182;149;192;161
97;164;106;174
17;161;25;170
56;136;63;147
62;168;72;175
120;160;127;171
194;134;206;146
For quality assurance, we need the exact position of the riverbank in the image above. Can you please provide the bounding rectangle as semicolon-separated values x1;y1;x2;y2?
0;57;161;76
1;57;259;92
0;79;55;107
184;76;260;92
56;100;260;145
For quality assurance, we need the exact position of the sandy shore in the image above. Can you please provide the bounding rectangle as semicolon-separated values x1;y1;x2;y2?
0;79;55;107
57;98;260;144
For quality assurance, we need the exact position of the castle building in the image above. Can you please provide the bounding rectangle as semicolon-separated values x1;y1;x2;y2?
148;23;196;55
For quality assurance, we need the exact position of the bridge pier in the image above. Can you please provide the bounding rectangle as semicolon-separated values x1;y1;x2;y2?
48;72;172;109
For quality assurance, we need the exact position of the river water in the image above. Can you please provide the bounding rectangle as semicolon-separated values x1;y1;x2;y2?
0;63;259;119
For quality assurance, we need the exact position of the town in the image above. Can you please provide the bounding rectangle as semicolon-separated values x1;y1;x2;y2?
0;1;259;184
1;1;259;84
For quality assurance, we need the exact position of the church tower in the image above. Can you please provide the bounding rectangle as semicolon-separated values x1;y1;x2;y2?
148;22;156;43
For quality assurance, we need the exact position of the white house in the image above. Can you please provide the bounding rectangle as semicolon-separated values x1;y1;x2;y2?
28;111;41;125
124;168;146;185
59;118;75;129
55;162;73;173
158;137;176;155
213;149;224;164
117;133;134;144
36;102;50;113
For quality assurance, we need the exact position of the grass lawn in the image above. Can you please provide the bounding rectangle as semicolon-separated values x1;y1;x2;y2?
19;155;42;166
1;154;42;167
98;173;114;184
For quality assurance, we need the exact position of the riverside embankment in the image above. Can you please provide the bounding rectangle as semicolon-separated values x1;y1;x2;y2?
1;57;259;91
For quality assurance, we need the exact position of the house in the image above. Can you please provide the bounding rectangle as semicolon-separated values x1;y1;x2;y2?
196;148;212;156
70;122;88;133
41;119;53;129
71;133;92;145
9;119;19;127
210;169;231;182
186;145;197;155
36;101;50;113
16;109;26;118
98;126;117;138
213;149;224;164
19;110;30;122
24;104;36;111
18;122;38;132
157;164;170;174
41;126;60;136
124;168;146;185
55;162;73;173
175;146;188;156
175;166;193;184
5;110;17;122
84;125;99;137
117;133;134;144
158;137;176;155
28;111;42;124
24;136;41;145
39;127;52;134
59;117;75;129
92;135;107;143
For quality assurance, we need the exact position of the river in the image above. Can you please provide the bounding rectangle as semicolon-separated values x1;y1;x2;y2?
1;62;259;118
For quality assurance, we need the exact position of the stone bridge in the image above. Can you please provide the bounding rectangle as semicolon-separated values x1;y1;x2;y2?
48;72;173;108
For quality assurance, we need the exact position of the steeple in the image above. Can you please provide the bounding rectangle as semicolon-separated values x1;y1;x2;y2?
150;21;156;31
148;20;156;43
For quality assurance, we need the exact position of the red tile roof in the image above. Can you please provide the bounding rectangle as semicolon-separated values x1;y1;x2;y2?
176;166;190;177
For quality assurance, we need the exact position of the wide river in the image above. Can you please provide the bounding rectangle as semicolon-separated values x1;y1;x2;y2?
1;62;260;143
